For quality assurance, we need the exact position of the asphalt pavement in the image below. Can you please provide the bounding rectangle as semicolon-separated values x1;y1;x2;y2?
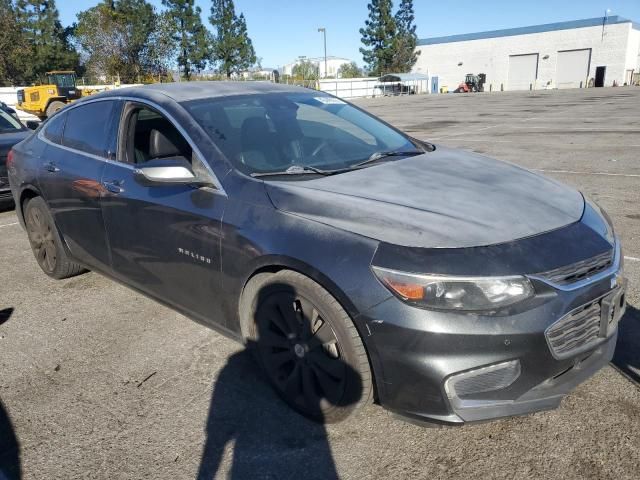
0;86;639;479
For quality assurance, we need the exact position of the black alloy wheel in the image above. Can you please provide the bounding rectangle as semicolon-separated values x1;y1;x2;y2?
256;292;346;415
25;200;57;274
23;197;85;279
241;270;373;423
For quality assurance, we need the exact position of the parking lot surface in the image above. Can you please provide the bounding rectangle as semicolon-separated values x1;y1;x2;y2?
1;87;639;479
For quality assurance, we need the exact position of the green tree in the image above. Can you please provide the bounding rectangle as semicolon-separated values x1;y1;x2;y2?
292;60;318;81
73;4;123;81
15;0;80;82
209;0;256;78
337;61;363;78
0;1;31;85
114;0;156;79
359;0;396;76
74;0;157;82
144;11;179;80
162;0;210;80
391;0;419;72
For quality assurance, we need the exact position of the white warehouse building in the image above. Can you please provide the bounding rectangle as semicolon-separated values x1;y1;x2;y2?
413;16;640;91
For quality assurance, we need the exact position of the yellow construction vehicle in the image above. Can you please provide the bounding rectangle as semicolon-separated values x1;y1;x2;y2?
16;71;92;120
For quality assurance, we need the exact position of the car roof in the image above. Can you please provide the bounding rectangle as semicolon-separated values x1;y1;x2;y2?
95;81;318;103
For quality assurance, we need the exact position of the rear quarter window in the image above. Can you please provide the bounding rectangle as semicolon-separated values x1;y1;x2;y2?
43;112;66;144
62;101;115;157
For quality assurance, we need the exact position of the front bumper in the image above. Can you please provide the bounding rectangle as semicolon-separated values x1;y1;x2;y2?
360;245;625;425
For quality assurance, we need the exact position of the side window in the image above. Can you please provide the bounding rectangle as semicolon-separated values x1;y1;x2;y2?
43;111;66;144
124;104;210;179
62;101;115;157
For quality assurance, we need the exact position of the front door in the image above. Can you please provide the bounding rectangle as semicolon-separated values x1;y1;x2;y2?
38;100;119;271
595;66;606;87
100;102;226;323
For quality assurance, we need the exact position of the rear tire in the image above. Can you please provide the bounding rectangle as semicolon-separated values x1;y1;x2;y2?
23;197;86;279
240;270;373;423
45;100;65;118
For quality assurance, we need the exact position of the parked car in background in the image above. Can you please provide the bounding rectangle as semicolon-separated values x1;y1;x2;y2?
0;107;35;208
1;101;19;120
7;82;626;425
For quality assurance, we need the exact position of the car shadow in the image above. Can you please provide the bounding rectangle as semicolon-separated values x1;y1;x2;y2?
196;284;363;480
0;307;21;480
612;304;640;385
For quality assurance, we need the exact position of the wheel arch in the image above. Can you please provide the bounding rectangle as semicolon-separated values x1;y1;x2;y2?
17;185;41;227
238;255;380;402
239;255;359;320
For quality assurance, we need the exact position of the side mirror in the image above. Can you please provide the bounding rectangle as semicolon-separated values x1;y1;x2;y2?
26;120;39;130
133;156;212;188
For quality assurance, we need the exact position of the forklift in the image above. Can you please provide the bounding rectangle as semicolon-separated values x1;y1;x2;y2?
454;73;486;93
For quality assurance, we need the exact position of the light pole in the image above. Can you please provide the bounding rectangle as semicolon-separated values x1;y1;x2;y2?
318;28;327;78
602;8;611;41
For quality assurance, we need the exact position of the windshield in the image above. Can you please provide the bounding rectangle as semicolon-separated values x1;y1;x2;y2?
47;73;75;88
182;92;418;176
0;110;23;132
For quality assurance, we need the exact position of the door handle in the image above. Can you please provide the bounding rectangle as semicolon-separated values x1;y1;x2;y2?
44;161;60;173
102;180;124;194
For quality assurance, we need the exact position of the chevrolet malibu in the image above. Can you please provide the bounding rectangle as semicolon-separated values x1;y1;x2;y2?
8;82;626;424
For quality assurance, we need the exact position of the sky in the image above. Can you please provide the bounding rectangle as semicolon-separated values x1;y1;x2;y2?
56;0;640;69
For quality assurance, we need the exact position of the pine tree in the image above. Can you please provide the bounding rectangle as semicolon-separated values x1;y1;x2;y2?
359;0;396;76
391;0;419;72
14;0;80;82
209;0;256;78
0;1;31;85
162;0;210;79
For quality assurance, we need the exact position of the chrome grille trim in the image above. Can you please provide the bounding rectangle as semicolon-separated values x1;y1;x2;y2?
538;249;613;286
545;295;608;360
529;239;620;292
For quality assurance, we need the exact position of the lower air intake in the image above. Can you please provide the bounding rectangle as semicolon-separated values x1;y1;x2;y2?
445;360;521;400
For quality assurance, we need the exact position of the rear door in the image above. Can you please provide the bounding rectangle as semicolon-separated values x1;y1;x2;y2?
100;101;226;322
37;100;120;271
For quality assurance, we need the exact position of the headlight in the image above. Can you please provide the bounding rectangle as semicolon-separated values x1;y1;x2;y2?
372;266;534;311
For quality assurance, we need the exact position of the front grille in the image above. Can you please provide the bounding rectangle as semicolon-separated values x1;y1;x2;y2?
538;249;613;286
546;301;602;359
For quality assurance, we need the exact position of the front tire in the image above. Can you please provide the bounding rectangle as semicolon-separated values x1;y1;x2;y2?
240;270;373;423
24;197;86;279
45;100;65;118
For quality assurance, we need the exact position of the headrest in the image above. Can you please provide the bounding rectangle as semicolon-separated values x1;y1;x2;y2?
149;128;182;159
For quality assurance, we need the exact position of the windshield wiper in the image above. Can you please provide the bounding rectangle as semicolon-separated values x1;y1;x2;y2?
250;150;424;178
250;165;333;178
352;150;423;168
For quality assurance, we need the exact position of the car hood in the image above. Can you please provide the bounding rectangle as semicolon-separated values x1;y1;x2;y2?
265;146;585;248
